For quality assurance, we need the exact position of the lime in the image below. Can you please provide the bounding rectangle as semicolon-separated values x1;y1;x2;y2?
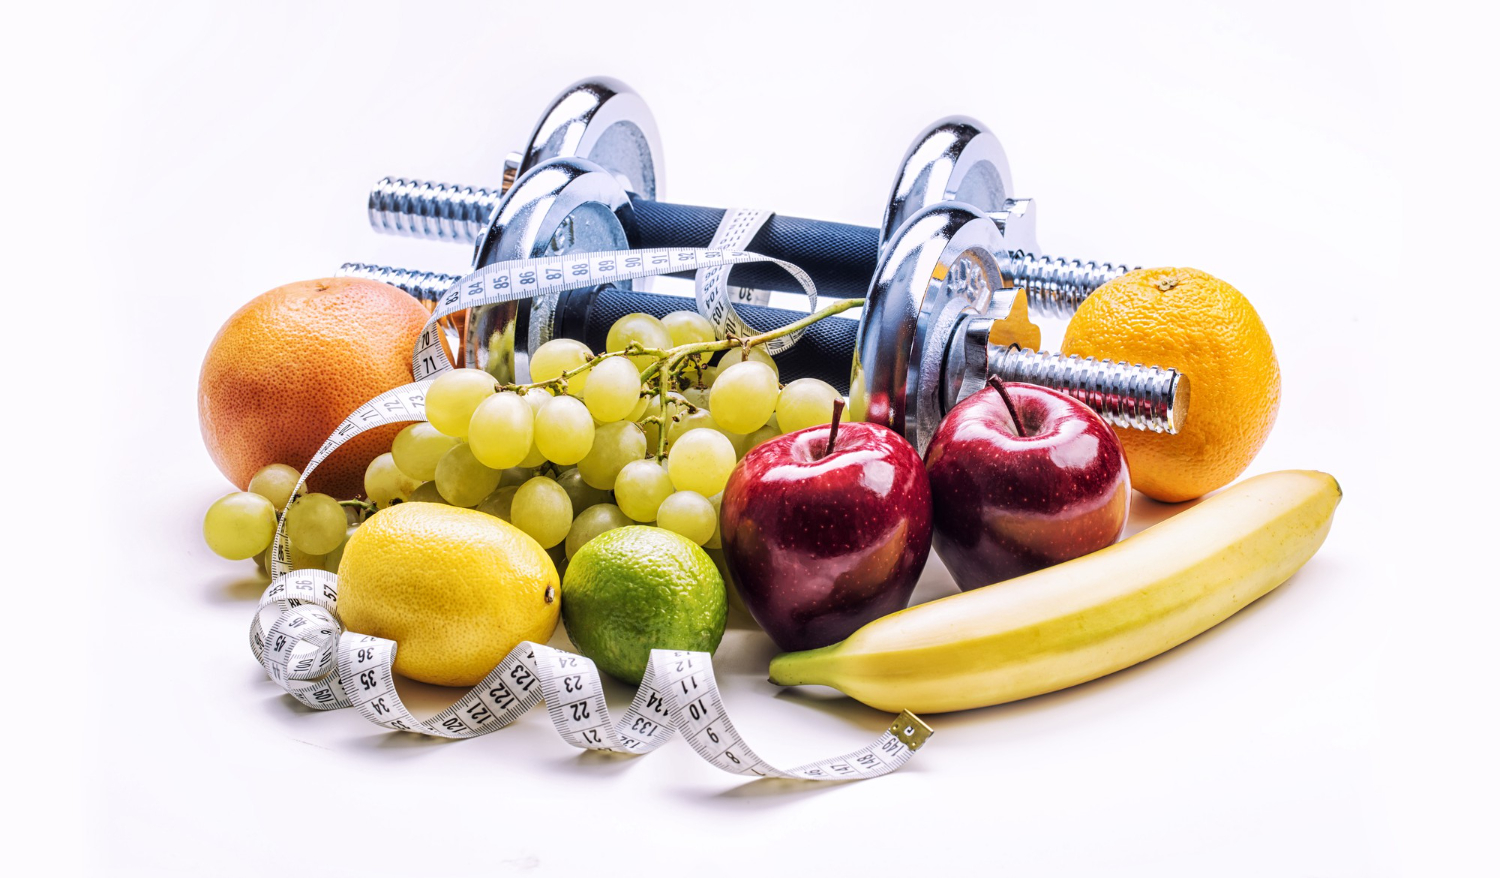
561;526;726;684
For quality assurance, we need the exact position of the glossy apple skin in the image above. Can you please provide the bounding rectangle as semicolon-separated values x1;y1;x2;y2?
924;383;1130;591
721;421;932;652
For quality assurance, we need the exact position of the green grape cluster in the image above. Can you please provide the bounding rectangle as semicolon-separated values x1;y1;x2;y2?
202;304;851;576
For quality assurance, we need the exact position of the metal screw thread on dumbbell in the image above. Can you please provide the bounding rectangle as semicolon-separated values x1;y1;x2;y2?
365;177;1136;316
338;263;462;303
989;345;1186;434
368;178;503;243
1007;253;1135;318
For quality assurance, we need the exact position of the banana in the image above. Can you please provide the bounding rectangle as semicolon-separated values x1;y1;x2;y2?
768;469;1341;714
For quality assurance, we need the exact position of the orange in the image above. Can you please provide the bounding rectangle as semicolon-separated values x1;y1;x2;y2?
1060;268;1279;503
198;277;431;499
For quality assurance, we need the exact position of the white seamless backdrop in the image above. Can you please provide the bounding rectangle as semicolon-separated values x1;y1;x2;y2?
8;2;1492;876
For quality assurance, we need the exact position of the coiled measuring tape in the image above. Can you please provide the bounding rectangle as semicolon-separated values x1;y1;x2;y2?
251;247;931;780
416;243;819;380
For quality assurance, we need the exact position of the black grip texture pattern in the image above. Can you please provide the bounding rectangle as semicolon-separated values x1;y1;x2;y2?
553;286;857;392
630;199;880;299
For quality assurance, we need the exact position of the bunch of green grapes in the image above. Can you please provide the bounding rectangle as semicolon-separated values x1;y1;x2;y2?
203;307;849;575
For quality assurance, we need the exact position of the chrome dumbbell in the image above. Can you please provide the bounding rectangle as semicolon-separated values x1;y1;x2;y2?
361;77;1137;382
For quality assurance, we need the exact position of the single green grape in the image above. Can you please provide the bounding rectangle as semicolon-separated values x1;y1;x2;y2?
667;406;720;444
203;492;277;560
626;393;650;422
499;467;534;488
710;345;778;383
467;391;535;469
555;467;610;513
705;491;724;549
613;459;675;522
511;476;573;548
667;429;736;496
534;395;595;465
530;339;593;396
662;310;716;346
605;312;673;369
364;452;421;508
433;443;503;507
284;493;348;555
776;378;843;434
723;428;753;459
576;420;647;490
583;356;642;423
520;387;553;413
655;490;717;546
744;421;781;454
709;360;779;433
392;422;462;481
408;481;447;504
476;485;520;521
247;463;300;511
425;368;497;438
288;542;326;572
519;441;548;469
564;503;633;558
322;525;359;573
680;385;711;410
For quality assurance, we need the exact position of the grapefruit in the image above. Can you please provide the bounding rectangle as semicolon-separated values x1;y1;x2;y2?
198;277;431;499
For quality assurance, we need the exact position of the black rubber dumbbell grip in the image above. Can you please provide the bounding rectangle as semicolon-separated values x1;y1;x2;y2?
551;285;858;393
629;199;881;299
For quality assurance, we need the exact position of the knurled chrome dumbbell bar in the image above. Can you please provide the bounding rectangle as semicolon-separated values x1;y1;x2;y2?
367;76;1134;316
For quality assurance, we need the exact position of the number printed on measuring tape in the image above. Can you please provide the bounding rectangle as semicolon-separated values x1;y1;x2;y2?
693;209;811;356
251;248;928;781
409;245;819;379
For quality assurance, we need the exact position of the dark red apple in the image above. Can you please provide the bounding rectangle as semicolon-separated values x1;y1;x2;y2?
924;380;1129;591
720;409;932;651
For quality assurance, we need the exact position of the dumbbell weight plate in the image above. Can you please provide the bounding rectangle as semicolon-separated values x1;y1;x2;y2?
466;157;636;382
458;78;663;381
518;76;663;201
853;203;1017;454
881;116;1022;250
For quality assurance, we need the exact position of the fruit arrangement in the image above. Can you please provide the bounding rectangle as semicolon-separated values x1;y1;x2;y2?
201;260;1338;725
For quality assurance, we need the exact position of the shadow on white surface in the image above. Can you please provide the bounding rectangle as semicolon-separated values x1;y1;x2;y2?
207;568;272;603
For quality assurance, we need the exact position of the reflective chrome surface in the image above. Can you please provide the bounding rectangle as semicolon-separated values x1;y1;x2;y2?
367;77;661;244
468;157;634;382
880;118;1015;248
852;204;1011;453
988;346;1187;434
519;76;662;201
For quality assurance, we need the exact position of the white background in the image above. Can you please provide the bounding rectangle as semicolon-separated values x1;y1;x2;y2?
8;2;1495;875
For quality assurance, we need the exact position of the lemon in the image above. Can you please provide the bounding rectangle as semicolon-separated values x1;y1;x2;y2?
336;502;559;687
562;526;726;684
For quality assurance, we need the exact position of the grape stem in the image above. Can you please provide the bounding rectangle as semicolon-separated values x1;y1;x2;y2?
636;298;864;386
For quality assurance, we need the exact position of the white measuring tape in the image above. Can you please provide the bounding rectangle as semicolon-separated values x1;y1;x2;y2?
694;210;808;351
414;244;819;379
251;247;929;779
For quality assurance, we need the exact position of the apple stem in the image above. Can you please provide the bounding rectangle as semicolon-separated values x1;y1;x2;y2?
824;398;846;458
987;375;1027;437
